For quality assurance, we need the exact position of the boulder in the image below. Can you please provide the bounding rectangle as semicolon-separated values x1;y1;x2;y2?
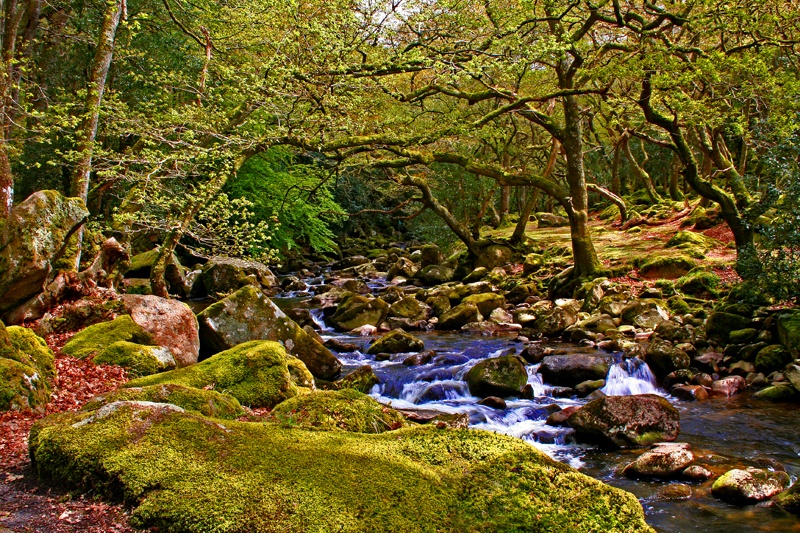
121;294;199;367
92;341;176;377
367;329;424;354
333;365;380;393
785;363;800;392
775;481;800;513
0;322;55;411
645;339;690;380
28;404;655;533
82;383;244;419
438;302;482;330
753;384;799;402
531;304;579;336
538;355;614;388
567;394;680;449
388;297;433;322
332;255;370;270
754;344;792;374
417;265;455;285
711;468;790;504
710;375;747;397
62;315;156;360
620;299;669;329
522;254;545;275
638;254;697;279
536;212;569;227
670;385;709;402
269;389;407;433
196;257;276;298
419;244;443;268
622;443;695;478
387;257;419;280
705;312;752;344
777;311;800;357
0;191;88;316
128;340;311;408
126;248;185;295
197;286;341;380
465;355;528;398
474;243;513;269
461;292;505;318
329;293;390;332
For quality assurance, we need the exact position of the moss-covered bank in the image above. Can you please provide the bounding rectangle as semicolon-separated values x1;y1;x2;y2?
30;401;654;533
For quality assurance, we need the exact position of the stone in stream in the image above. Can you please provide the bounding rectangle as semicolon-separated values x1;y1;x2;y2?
785;363;800;391
465;355;528;399
704;311;752;344
567;394;680;449
622;443;695;478
775;480;800;513
477;396;507;410
710;375;746;397
711;467;790;505
670;385;709;402
460;292;505;318
620;299;669;329
195;256;277;298
754;344;792;374
324;338;359;353
333;365;380;394
388;296;433;322
329;293;390;331
538;354;614;388
197;285;342;380
438;302;482;330
367;329;424;354
530;301;580;336
645;338;690;380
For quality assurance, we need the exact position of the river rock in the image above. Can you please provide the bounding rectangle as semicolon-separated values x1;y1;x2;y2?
538;354;614;388
567;394;680;449
196;257;277;298
461;292;505;317
126;248;185;295
622;442;695;478
333;365;380;393
671;385;709;402
710;375;746;397
597;294;629;317
531;303;579;336
682;465;713;481
775;480;800;513
754;345;792;374
477;396;507;410
389;296;433;321
705;312;752;343
545;405;581;427
0;191;89;317
777;311;800;357
784;363;800;391
387;257;419;280
711;467;790;504
329;293;389;331
620;299;670;329
519;343;551;364
197;285;341;380
645;339;690;380
367;329;424;354
438;302;482;330
120;294;199;367
332;255;370;270
417;265;455;285
465;355;528;398
753;383;798;401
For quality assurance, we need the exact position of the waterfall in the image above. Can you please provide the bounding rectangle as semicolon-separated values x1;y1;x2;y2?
600;358;663;396
310;309;334;332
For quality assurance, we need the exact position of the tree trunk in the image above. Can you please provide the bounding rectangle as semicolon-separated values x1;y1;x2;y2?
510;189;538;244
611;139;622;196
70;0;125;267
622;134;662;203
587;183;627;223
668;154;683;201
498;185;510;225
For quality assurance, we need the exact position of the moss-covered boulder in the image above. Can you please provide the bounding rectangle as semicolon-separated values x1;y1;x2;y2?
195;256;277;298
0;190;89;316
269;389;408;433
197;286;341;380
388;296;433;321
522;253;545;275
777;310;800;357
461;292;505;318
6;325;56;382
752;383;799;402
675;270;720;298
333;365;380;393
645;339;690;380
128;340;310;408
638;254;697;279
465;355;528;398
438;302;482;330
62;315;155;360
92;341;176;377
665;231;713;249
620;299;669;329
29;402;655;533
367;329;424;354
329;292;390;331
83;383;244;419
775;481;800;513
531;303;580;336
417;265;455;285
0;322;55;411
568;394;680;449
704;312;752;344
754;344;792;374
621;442;695;478
539;354;614;388
125;248;185;294
711;468;790;505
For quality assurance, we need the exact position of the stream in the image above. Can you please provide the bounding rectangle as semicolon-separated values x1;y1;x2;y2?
260;283;800;532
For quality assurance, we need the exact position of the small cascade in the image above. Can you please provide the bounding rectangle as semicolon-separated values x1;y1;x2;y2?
601;358;663;396
310;309;334;332
526;364;552;397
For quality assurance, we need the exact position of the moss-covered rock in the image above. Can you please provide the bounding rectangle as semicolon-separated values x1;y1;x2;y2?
465;355;528;398
752;383;799;402
329;292;389;331
754;344;792;374
638;254;697;279
729;328;758;344
388;296;432;321
532;303;580;336
417;265;455;285
461;292;505;317
645;339;690;380
269;389;408;433
62;315;156;360
0;322;54;411
333;365;380;393
620;299;670;329
777;310;800;358
6;325;55;382
522;253;545;275
29;403;654;533
125;248;185;294
92;341;176;377
195;256;276;298
675;270;720;298
665;231;714;249
197;286;341;380
711;468;790;505
539;355;614;388
0;190;89;315
438;302;482;330
367;329;424;354
83;383;244;419
128;340;309;408
704;312;752;344
775;481;800;513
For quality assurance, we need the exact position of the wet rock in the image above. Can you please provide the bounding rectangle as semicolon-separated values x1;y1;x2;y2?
539;354;614;388
367;329;424;354
389;296;433;322
462;267;488;283
671;385;709;402
753;383;799;402
329;293;389;331
682;465;713;481
693;351;723;374
332;255;370;270
387;257;419;281
531;303;579;336
575;379;605;396
654;484;692;501
622;442;695;478
654;320;693;344
785;363;800;391
465;355;528;398
197;257;276;298
402;351;434;367
461;292;505;317
197;286;341;380
705;312;752;344
575;314;617;335
710;375;747;397
620;299;670;329
333;365;380;394
519;343;551;364
340;279;371;294
324;338;359;353
417;265;455;285
645;339;690;380
425;294;451;317
438;302;482;330
567;394;680;449
728;360;755;376
775;480;800;513
478;396;507;410
711;467;790;504
121;294;200;367
0;191;89;316
545;405;580;427
448;281;492;303
754;345;792;374
506;283;539;304
777;311;800;357
729;328;758;344
597;294;629;318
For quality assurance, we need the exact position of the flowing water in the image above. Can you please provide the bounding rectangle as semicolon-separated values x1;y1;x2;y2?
271;287;800;532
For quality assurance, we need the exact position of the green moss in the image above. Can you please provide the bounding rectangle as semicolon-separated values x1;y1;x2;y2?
29;403;654;532
675;270;720;298
128;340;307;408
754;345;792;374
461;292;505;317
6;326;55;382
665;231;714;249
638;254;697;279
367;329;424;354
63;316;156;360
0;358;50;411
92;341;176;377
82;384;244;419
269;389;408;433
776;481;800;513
